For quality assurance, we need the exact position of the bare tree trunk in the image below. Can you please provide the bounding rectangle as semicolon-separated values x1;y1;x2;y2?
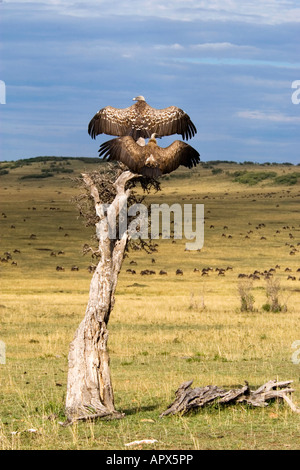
65;170;136;422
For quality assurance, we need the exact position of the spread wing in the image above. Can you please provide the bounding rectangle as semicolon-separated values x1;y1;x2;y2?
88;106;136;139
144;105;197;140
88;103;197;140
98;136;145;174
158;141;200;174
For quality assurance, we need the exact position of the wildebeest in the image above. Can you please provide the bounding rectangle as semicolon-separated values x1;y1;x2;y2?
87;265;96;273
176;269;183;275
141;269;155;275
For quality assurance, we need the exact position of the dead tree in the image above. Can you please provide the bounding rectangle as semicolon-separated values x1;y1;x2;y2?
65;169;137;422
65;166;159;423
160;379;300;417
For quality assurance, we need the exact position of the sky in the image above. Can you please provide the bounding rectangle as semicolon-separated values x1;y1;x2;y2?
0;0;300;163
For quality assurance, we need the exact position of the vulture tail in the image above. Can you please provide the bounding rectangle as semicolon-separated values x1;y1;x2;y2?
140;166;162;178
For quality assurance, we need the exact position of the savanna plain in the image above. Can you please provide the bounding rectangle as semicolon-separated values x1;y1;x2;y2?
0;157;299;450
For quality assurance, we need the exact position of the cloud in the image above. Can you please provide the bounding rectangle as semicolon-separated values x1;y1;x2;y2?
4;0;300;24
232;76;291;89
154;43;184;51
237;110;300;123
190;42;257;53
173;57;300;69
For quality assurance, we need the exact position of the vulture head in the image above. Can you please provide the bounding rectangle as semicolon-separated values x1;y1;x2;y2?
132;95;146;101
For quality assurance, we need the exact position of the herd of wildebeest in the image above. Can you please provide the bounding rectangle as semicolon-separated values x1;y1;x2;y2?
1;204;299;281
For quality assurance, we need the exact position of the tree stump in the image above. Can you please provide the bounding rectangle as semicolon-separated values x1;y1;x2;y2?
65;170;136;423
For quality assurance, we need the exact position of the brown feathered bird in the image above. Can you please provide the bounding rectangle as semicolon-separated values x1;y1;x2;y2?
98;134;200;178
88;95;197;141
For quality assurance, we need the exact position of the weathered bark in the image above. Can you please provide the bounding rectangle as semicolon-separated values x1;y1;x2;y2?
160;379;299;417
65;170;136;423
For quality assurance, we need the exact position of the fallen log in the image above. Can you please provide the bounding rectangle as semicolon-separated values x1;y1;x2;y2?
160;379;300;417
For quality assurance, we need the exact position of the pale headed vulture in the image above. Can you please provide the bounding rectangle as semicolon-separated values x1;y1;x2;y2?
88;96;197;141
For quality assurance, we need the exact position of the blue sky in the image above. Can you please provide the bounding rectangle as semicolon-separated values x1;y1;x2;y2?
0;0;300;163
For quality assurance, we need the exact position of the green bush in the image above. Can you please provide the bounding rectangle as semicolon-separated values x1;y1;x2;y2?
211;168;223;175
262;303;271;312
19;172;54;180
274;173;299;185
41;167;74;174
233;171;277;186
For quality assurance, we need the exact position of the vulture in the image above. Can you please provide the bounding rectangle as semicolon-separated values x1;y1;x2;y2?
88;95;197;141
98;134;200;178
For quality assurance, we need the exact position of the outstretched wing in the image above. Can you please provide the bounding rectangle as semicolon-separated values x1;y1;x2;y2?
88;102;197;141
88;106;136;139
158;141;200;175
144;105;197;140
98;136;145;174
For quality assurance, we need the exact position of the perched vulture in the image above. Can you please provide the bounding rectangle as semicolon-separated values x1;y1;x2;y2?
98;134;200;178
88;95;197;141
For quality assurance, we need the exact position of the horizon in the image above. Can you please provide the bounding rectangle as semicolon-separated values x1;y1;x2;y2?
1;155;299;166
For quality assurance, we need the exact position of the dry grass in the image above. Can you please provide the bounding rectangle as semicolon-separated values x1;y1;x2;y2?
0;159;300;449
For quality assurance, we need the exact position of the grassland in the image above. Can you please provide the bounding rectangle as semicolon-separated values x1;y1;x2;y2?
0;157;300;450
